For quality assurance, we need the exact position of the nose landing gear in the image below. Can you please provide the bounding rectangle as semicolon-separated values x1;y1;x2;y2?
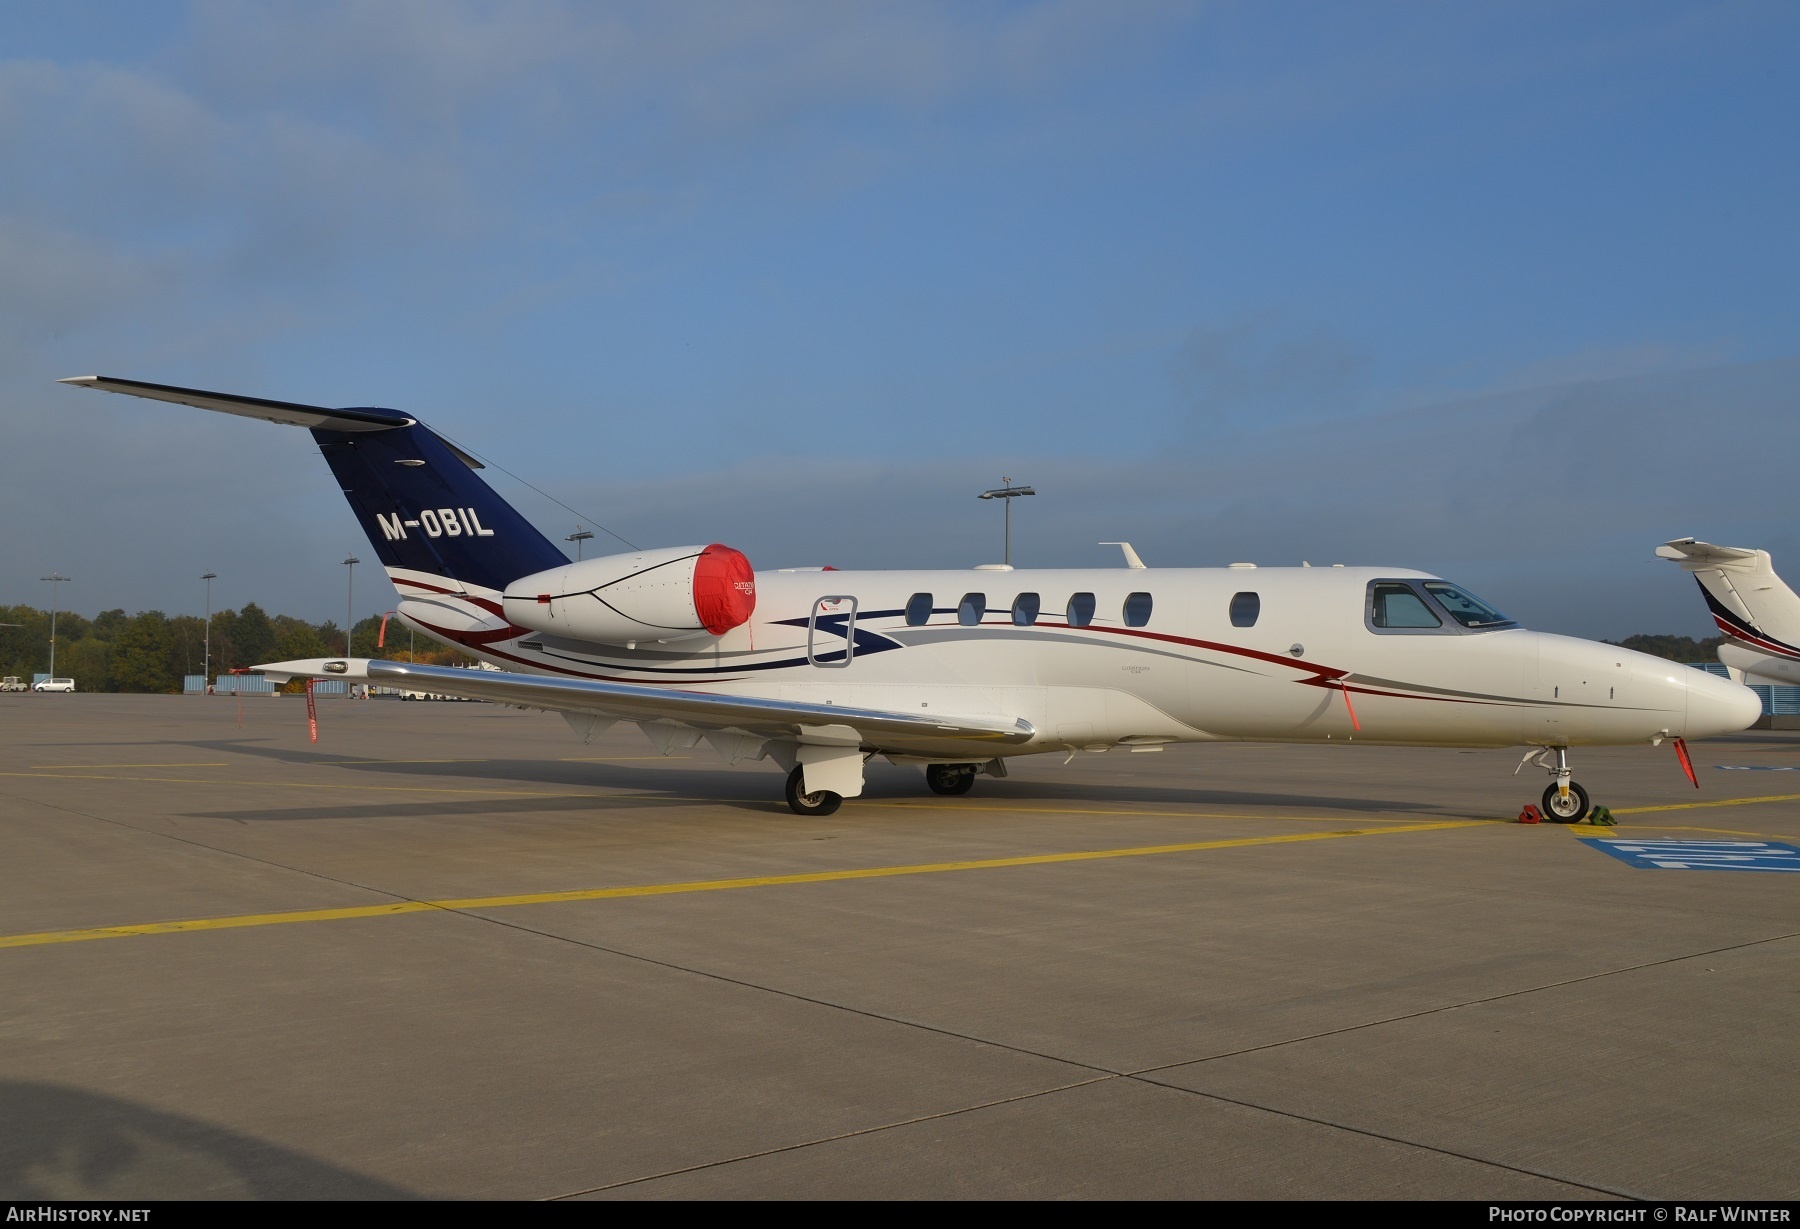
1541;778;1591;823
1518;747;1591;823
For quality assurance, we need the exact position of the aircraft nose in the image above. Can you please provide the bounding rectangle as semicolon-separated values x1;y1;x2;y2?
1686;669;1763;738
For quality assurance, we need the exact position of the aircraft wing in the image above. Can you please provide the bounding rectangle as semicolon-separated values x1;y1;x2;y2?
252;658;1036;752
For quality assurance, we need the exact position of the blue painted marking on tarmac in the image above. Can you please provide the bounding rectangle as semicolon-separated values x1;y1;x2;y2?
1714;765;1800;771
1581;839;1800;872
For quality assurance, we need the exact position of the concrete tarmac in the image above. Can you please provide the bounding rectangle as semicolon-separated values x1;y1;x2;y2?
1;693;1795;1200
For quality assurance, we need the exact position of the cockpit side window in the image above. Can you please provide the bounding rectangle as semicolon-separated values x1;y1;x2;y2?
1370;582;1442;629
1422;581;1516;630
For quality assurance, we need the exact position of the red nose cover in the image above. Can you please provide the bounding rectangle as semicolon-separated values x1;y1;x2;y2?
693;543;757;635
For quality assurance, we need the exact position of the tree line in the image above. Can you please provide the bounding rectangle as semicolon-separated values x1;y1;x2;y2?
1603;634;1725;662
0;604;473;693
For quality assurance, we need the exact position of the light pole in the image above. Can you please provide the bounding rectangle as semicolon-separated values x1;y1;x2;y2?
977;479;1035;567
566;527;595;560
342;555;359;657
201;572;217;690
39;574;70;679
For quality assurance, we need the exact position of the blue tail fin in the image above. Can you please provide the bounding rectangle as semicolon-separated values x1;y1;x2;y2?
312;420;568;593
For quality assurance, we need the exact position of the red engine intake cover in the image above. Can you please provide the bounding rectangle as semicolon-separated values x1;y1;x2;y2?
692;543;756;635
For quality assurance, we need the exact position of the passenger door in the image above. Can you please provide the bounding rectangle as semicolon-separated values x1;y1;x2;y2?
807;595;858;668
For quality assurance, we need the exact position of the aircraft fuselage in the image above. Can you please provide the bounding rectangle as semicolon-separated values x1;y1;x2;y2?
389;563;1753;759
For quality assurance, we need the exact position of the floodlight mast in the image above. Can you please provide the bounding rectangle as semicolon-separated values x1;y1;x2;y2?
977;478;1035;567
201;572;217;691
40;573;70;679
342;556;360;657
566;527;596;561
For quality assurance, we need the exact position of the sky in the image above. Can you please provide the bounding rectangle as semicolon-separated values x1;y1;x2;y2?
4;0;1797;638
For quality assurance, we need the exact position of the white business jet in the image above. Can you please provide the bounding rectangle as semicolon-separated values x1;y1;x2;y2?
1658;538;1800;687
61;377;1760;822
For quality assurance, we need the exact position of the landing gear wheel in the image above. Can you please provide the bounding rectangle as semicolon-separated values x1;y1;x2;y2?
786;766;842;816
1540;781;1591;823
925;764;976;796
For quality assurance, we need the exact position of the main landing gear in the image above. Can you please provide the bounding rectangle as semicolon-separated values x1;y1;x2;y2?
1520;746;1591;823
924;763;977;796
785;761;988;814
785;766;842;816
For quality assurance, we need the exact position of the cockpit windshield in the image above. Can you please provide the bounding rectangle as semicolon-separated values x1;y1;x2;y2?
1422;581;1516;630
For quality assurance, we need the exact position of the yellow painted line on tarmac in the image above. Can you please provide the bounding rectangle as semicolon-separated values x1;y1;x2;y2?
0;819;1480;951
0;770;645;799
29;762;229;769
1610;793;1800;815
310;758;486;765
864;798;1483;825
1571;823;1788;839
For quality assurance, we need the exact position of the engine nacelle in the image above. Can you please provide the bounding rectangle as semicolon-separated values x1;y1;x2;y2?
501;543;755;646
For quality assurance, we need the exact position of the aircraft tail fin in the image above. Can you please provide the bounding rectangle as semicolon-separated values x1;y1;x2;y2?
1657;538;1800;658
61;376;569;594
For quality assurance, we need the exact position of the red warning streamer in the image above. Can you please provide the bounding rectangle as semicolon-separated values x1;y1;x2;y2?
304;678;319;744
1339;680;1361;732
1672;736;1698;789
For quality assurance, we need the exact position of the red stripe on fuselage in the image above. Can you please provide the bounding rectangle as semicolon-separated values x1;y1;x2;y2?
407;615;746;686
391;576;506;618
1714;614;1800;661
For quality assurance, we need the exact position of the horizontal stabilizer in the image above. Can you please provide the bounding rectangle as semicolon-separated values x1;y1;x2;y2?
61;375;415;432
61;376;486;471
252;658;373;684
1655;538;1761;567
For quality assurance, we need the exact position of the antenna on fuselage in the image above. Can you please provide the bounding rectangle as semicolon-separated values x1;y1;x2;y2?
1099;542;1147;569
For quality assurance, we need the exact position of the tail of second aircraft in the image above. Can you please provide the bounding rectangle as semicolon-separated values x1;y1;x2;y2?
1657;538;1800;669
60;376;570;597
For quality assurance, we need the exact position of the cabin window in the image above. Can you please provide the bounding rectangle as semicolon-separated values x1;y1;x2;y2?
1123;591;1153;627
1229;591;1260;628
1371;582;1442;629
958;593;986;626
1012;593;1040;626
905;592;933;626
1067;592;1096;627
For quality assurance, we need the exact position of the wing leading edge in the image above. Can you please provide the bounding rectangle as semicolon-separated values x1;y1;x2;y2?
253;658;1037;754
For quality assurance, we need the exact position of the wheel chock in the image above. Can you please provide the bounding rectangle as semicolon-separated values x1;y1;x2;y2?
1517;804;1542;825
1587;805;1617;826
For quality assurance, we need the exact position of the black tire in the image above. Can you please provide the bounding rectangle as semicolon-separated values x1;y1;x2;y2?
786;766;842;816
1541;781;1591;823
925;764;976;796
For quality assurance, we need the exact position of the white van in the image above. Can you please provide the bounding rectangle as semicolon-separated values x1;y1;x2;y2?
32;678;76;692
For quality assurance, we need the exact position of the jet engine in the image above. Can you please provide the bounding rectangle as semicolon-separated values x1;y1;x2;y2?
501;543;756;646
